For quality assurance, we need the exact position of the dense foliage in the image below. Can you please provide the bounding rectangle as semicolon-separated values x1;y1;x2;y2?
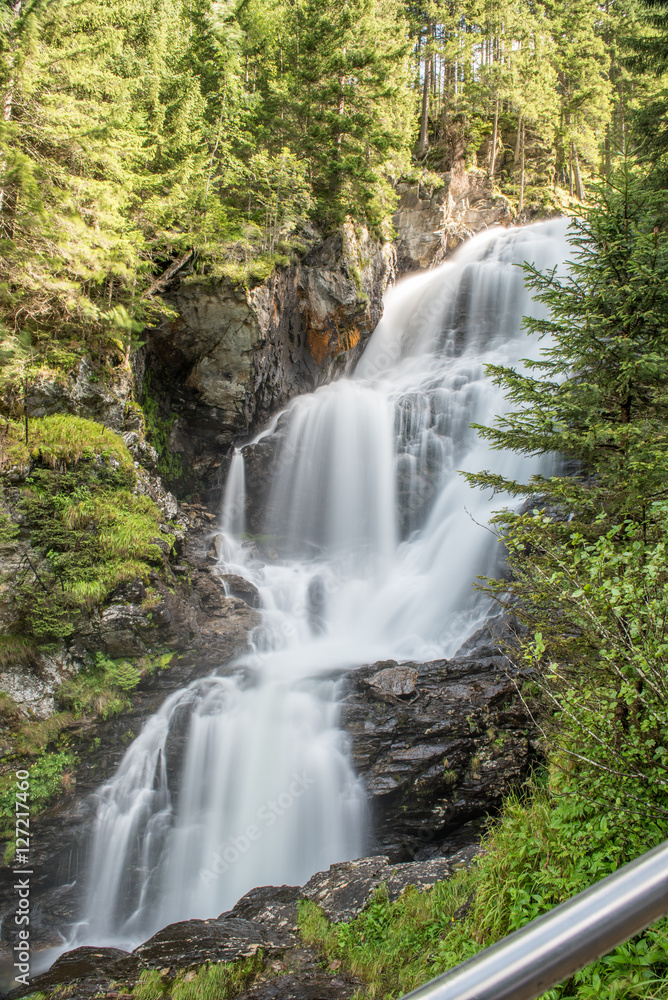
1;0;666;370
0;0;414;367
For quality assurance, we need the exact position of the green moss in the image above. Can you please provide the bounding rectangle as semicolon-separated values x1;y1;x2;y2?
0;414;134;475
0;749;76;855
9;458;172;641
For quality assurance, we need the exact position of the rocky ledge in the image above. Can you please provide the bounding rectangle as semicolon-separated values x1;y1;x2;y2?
7;852;478;999
341;617;536;860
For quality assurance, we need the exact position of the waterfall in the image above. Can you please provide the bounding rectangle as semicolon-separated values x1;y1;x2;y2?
72;218;571;951
221;448;246;537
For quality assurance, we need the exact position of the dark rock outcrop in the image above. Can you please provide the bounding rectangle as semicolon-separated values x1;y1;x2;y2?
302;854;470;923
134;915;284;967
341;619;535;860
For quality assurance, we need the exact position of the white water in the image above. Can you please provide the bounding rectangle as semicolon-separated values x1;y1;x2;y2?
69;218;571;951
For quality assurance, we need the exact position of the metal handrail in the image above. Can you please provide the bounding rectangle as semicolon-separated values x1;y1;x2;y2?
401;838;668;1000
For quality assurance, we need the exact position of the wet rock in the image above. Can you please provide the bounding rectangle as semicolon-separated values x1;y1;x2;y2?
134;915;284;968
341;621;534;860
6;946;144;998
225;885;302;947
221;573;262;608
302;855;457;923
364;664;419;703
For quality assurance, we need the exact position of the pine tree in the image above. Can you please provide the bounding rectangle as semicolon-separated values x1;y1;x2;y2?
468;166;668;526
296;0;413;227
627;0;668;177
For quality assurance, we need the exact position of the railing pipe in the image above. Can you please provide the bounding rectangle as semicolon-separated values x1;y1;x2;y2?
401;837;668;1000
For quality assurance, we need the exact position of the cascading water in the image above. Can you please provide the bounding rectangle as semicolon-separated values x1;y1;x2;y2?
71;218;571;952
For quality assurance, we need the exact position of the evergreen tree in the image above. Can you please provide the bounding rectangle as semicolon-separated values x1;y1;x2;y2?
470;168;668;523
296;0;414;226
468;169;668;826
627;0;668;177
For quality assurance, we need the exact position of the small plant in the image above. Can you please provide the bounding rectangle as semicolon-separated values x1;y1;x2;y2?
58;653;142;719
0;749;76;856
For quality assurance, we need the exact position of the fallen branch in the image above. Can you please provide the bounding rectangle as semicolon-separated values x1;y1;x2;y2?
143;250;195;299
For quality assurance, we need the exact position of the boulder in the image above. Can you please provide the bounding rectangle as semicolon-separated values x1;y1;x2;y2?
303;855;460;923
220;573;262;609
341;619;535;859
134;915;285;968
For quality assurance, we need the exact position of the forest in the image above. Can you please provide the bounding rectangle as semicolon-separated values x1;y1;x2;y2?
0;0;666;360
1;0;668;999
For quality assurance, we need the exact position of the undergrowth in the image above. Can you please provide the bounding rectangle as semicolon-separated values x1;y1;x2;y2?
0;418;174;642
132;952;264;999
58;650;174;719
0;749;76;860
299;782;668;1000
142;369;185;489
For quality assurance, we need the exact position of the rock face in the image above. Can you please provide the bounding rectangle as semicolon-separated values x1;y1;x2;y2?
18;358;135;431
393;168;513;273
145;223;395;495
340;619;535;860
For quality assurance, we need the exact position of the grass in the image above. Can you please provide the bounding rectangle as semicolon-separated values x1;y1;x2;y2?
0;414;134;475
58;650;175;719
298;783;668;1000
132;953;265;999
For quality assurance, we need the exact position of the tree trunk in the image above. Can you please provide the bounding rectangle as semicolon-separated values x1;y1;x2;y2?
23;374;28;446
418;21;432;156
572;143;585;201
569;143;574;197
514;114;523;164
519;121;525;214
489;96;499;179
